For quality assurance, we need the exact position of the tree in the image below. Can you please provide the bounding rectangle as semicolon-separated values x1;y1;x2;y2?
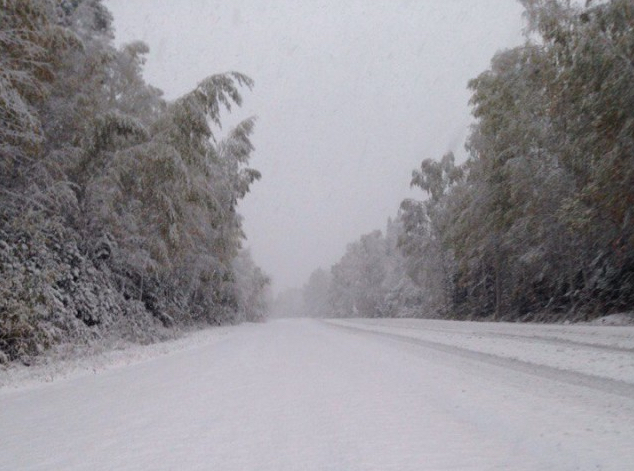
303;268;331;318
0;0;267;362
400;153;463;317
400;0;634;321
0;0;76;182
233;250;270;322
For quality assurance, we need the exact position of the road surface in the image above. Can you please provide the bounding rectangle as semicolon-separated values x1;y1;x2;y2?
1;318;634;470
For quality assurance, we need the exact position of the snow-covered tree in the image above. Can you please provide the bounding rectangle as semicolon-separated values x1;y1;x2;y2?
397;0;634;321
302;268;332;318
329;230;389;318
0;0;266;363
400;153;463;317
232;249;270;322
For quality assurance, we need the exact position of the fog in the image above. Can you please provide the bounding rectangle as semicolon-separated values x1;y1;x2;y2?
105;0;525;293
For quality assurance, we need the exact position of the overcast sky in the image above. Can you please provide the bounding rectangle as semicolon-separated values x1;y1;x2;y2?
105;0;526;294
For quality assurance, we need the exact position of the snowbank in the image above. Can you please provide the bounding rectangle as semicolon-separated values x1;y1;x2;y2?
0;325;233;393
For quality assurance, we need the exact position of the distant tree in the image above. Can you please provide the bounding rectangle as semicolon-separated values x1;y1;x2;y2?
233;250;270;322
381;217;428;318
271;288;304;318
329;230;389;318
399;153;463;317
308;218;428;319
302;268;332;318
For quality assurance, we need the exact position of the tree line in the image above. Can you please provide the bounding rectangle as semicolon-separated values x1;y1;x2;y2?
302;0;634;322
0;0;268;363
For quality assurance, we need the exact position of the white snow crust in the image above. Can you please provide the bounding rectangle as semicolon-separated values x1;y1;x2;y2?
2;318;634;470
327;317;634;385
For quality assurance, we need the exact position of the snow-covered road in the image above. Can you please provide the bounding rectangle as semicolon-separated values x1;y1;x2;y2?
2;318;634;470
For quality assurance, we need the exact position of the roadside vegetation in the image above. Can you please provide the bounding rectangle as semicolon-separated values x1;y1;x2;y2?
300;0;634;322
0;0;269;364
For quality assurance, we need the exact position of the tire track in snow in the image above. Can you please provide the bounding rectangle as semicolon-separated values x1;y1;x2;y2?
475;331;634;354
325;320;634;400
402;326;634;355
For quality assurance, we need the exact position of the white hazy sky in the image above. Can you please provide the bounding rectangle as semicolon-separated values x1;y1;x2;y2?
105;0;526;294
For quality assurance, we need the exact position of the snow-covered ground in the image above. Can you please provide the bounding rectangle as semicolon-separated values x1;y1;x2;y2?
2;318;634;470
327;317;634;386
0;326;234;392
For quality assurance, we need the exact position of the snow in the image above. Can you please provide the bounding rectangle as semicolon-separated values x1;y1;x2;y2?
586;312;634;326
0;326;233;392
2;318;634;470
327;317;634;385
